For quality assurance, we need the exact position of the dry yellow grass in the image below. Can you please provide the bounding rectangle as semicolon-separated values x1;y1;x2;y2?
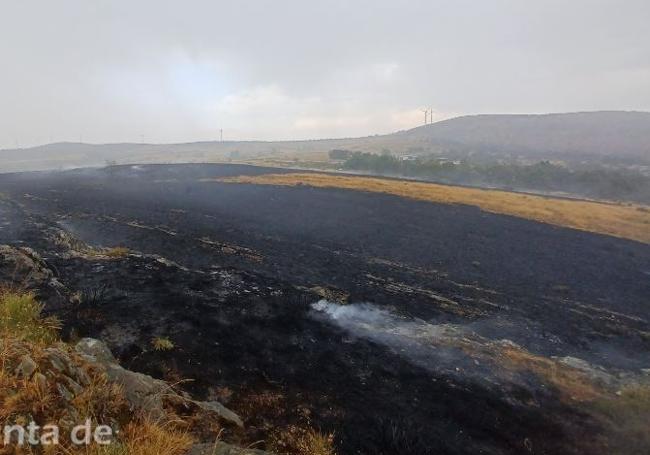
151;337;175;352
0;290;194;455
103;247;130;258
0;289;60;344
270;426;337;455
88;420;194;455
0;341;192;454
0;337;130;453
219;173;650;243
497;345;603;402
590;384;650;454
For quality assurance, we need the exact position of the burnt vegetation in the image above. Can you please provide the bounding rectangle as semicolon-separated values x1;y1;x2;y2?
0;163;648;454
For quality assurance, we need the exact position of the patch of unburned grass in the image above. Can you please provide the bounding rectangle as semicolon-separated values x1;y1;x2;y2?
270;426;337;455
104;247;130;258
590;385;650;454
498;345;603;402
0;337;129;451
151;336;175;351
0;338;193;454
494;344;650;451
0;289;194;454
90;420;194;455
0;289;60;344
219;173;650;243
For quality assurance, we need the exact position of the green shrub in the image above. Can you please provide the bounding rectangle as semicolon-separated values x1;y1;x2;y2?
0;290;60;343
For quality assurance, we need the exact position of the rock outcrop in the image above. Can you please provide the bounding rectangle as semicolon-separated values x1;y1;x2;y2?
0;245;62;290
75;338;244;427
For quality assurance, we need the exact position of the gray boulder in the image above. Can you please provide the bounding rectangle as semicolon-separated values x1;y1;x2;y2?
0;245;57;289
15;355;38;379
75;338;244;427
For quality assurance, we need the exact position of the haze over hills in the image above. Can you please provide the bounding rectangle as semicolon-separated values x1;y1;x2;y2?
1;111;649;173
398;111;650;162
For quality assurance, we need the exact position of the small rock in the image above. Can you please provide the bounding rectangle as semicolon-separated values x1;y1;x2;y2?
34;373;48;391
192;400;244;428
75;338;117;363
44;348;72;373
57;383;74;402
15;355;38;379
497;339;520;349
0;245;54;289
71;366;91;386
75;338;243;426
48;357;67;372
62;375;84;396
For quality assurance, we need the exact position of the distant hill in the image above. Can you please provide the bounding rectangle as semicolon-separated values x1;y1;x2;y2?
1;111;649;173
393;111;650;162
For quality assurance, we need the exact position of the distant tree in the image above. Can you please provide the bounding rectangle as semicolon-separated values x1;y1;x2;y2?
339;153;650;204
328;149;353;160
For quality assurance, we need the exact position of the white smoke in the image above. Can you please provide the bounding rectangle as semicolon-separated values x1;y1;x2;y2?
311;300;462;343
310;300;491;380
310;299;648;389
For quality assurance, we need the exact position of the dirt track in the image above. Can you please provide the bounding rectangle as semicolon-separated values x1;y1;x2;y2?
1;164;649;454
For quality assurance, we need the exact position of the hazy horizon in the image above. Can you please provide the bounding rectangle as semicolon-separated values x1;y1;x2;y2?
2;0;649;148
1;109;648;151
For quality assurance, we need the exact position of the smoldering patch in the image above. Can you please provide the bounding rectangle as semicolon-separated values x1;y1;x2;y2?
311;300;505;384
310;300;640;400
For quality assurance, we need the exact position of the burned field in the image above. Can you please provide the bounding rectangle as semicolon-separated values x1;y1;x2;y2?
0;163;649;454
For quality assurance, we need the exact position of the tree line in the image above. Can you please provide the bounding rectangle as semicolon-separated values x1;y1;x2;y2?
334;151;650;204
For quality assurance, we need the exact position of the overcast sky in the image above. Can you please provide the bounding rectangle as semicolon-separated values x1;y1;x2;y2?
1;0;649;147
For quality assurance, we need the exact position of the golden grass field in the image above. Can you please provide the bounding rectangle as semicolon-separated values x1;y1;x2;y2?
219;173;650;244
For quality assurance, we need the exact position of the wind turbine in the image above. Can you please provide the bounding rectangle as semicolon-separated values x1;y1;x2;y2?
421;109;429;126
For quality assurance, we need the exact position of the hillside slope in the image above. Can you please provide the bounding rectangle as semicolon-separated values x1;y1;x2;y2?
398;111;650;161
1;111;648;172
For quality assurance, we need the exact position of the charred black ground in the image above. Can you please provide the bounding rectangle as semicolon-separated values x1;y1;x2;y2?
0;163;649;454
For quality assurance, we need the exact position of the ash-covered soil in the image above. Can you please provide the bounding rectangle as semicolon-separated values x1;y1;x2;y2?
1;163;649;454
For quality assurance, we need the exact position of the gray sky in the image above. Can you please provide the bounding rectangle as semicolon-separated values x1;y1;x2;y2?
1;0;649;147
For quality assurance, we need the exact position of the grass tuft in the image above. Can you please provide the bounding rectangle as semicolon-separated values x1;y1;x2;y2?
91;420;194;455
0;289;60;343
270;426;337;455
151;337;175;352
104;247;130;258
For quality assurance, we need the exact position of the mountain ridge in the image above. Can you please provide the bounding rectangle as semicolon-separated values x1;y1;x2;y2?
1;111;648;172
